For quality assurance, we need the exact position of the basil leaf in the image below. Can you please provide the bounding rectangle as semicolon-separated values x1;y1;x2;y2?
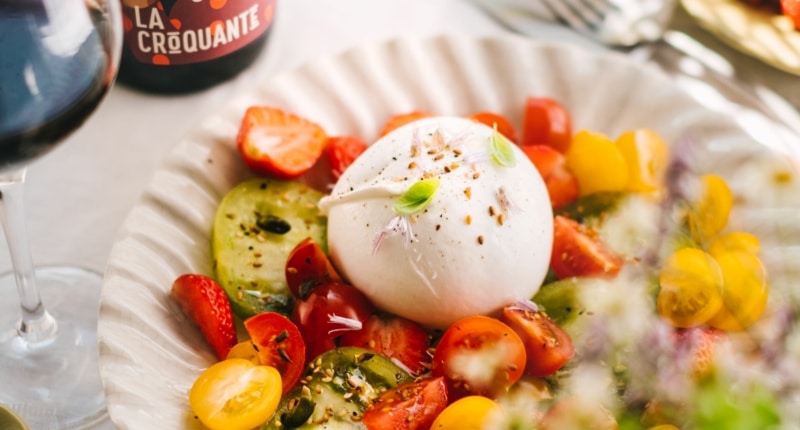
393;177;440;215
490;126;517;167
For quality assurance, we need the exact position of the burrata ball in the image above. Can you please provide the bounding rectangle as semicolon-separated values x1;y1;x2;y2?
318;116;553;328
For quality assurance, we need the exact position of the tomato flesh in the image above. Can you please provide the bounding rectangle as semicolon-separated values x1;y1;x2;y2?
469;111;518;142
362;376;449;430
326;135;368;181
550;215;623;279
500;306;574;377
243;312;306;394
521;144;580;209
431;315;526;398
189;359;282;430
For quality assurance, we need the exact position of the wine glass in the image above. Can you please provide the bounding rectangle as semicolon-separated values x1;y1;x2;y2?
0;0;121;428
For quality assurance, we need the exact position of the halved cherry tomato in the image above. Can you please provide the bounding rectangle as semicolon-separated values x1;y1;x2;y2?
339;312;432;375
521;145;580;209
236;106;328;180
431;395;500;430
708;231;760;256
189;359;282;430
565;130;629;196
657;248;724;328
615;128;669;192
520;96;572;153
285;237;342;299
378;110;433;137
706;250;768;331
689;174;733;244
782;0;800;30
291;282;374;361
499;306;574;377
550;215;624;279
362;376;449;430
468;111;518;142
326;135;368;181
226;340;261;364
243;312;306;394
431;315;526;398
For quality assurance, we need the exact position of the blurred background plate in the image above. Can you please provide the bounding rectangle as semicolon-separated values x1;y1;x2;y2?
681;0;800;75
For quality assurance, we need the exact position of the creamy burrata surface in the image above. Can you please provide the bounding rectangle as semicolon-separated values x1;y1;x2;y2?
319;116;553;328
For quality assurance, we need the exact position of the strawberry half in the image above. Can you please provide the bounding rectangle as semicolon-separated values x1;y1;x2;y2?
236;106;328;180
171;274;238;360
782;0;800;29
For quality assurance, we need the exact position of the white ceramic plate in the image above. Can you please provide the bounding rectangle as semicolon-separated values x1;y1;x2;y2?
97;33;800;429
682;0;800;75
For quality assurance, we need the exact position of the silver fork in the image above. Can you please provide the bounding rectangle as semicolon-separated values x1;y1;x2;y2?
471;0;800;153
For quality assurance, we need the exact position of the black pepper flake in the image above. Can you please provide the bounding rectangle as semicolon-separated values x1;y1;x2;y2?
478;235;484;245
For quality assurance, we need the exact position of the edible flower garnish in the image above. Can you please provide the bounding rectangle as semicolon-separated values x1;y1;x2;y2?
490;125;516;167
372;177;441;254
327;314;363;335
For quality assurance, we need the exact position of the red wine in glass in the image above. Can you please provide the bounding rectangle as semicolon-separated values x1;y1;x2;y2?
0;1;121;428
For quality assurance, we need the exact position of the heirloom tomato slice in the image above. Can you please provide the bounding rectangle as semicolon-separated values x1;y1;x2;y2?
500;306;574;377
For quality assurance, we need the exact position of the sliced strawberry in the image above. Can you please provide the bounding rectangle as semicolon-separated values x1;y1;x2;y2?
378;110;433;138
339;312;432;375
171;274;237;360
673;326;727;378
325;135;368;181
550;215;624;279
236;106;328;180
468;111;518;142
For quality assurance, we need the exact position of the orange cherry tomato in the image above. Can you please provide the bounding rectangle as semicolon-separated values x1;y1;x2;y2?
431;315;526;399
378;110;433;137
468;111;518;142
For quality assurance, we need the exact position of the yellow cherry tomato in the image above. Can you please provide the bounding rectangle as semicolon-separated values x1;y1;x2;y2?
689;174;733;243
615;128;669;192
657;248;724;328
708;231;760;257
707;250;769;331
225;340;261;364
431;395;500;430
189;359;282;430
566;130;629;196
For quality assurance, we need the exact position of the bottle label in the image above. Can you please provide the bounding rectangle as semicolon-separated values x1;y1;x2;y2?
120;0;275;65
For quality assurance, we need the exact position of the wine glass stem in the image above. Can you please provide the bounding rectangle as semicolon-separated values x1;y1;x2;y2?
0;169;57;344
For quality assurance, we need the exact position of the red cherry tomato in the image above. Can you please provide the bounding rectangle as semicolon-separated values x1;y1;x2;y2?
499;306;574;377
362;376;449;430
550;215;624;279
468;111;518;142
243;312;306;394
521;145;580;209
326;135;368;181
521;97;572;153
285;237;342;299
672;326;727;378
339;312;432;376
431;315;526;398
291;282;374;361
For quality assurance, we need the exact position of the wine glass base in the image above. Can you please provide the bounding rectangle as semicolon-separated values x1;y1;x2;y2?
0;266;111;430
